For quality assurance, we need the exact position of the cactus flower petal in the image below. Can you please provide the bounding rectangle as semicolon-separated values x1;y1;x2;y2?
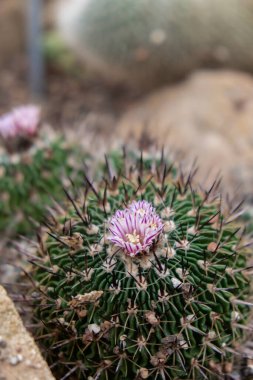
108;200;164;256
0;105;40;140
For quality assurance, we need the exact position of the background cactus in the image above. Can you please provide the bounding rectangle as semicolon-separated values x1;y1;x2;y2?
0;105;87;237
43;31;79;74
57;0;253;88
30;151;251;379
0;139;84;236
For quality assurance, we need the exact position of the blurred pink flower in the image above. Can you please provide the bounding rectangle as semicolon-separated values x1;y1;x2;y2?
0;105;40;140
12;105;40;136
108;200;164;257
0;114;17;139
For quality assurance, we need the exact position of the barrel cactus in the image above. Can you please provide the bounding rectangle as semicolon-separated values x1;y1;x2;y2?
0;140;85;236
0;105;83;236
30;150;252;379
57;0;253;88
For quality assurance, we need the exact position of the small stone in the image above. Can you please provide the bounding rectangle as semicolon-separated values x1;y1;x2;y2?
25;359;42;369
8;354;23;365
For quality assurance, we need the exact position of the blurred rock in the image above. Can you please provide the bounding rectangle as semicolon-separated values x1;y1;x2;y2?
116;70;253;197
0;285;55;380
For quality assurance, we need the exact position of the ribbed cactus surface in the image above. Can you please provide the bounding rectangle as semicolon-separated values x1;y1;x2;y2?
0;140;82;236
31;151;251;379
57;0;253;87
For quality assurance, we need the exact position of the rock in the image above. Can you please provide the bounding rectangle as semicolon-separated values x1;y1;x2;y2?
116;70;253;197
0;285;55;380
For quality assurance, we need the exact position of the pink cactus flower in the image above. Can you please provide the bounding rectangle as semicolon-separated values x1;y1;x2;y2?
108;200;164;257
129;200;156;219
0;114;18;139
0;105;40;140
12;105;40;136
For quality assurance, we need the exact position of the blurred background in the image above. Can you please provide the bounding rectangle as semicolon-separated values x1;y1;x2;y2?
2;0;253;195
0;0;133;127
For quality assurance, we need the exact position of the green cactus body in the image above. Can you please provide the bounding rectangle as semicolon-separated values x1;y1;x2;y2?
43;31;79;74
32;152;251;379
58;0;253;87
0;140;83;236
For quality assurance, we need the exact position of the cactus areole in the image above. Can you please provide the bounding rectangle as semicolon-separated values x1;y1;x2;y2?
32;152;251;379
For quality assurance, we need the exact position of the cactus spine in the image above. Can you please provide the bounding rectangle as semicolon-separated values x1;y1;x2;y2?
0;140;83;236
30;151;251;379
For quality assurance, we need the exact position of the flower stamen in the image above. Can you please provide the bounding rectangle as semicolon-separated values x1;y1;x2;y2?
126;231;140;244
108;200;164;256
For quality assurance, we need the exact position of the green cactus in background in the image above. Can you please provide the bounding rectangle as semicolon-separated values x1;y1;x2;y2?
31;150;251;379
43;31;80;74
0;140;83;236
0;104;86;237
57;0;253;88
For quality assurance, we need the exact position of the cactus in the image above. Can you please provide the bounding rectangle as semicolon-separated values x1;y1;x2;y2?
0;105;85;236
43;31;79;74
0;139;84;236
30;150;251;379
57;0;253;88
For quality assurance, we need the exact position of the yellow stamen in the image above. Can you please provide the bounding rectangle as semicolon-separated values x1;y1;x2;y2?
126;230;140;244
137;208;145;216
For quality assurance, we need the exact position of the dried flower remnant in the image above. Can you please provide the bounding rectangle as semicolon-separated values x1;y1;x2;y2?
108;200;164;256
